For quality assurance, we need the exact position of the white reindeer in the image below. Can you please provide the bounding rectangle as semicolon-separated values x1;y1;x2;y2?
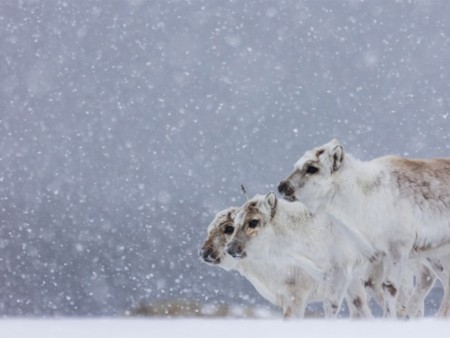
199;207;326;318
277;139;450;317
224;193;374;319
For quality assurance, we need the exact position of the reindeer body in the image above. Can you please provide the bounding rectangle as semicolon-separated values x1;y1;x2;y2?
226;193;374;318
278;139;450;317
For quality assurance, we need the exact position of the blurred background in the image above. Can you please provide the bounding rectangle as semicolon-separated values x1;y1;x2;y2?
1;0;449;317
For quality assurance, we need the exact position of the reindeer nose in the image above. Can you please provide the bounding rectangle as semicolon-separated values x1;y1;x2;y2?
278;181;289;194
278;181;296;200
199;247;212;260
225;244;245;259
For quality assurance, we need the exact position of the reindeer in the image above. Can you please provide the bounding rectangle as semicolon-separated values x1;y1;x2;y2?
278;139;450;317
225;193;374;319
199;207;326;318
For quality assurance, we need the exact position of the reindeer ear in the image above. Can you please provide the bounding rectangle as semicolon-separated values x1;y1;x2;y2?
265;192;278;211
331;144;344;172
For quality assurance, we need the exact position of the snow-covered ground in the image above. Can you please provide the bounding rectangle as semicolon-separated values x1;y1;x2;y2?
2;319;450;338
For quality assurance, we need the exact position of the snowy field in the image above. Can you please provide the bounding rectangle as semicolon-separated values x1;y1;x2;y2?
2;319;450;338
2;0;450;324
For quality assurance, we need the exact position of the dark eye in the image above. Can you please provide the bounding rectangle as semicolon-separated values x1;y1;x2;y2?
248;219;259;228
306;165;319;174
223;225;234;235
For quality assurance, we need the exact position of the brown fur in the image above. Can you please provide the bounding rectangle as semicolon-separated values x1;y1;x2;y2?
270;195;277;220
364;278;374;289
226;203;261;255
315;149;325;158
390;157;450;209
201;211;235;263
382;282;398;297
332;146;344;172
353;296;362;310
357;173;385;196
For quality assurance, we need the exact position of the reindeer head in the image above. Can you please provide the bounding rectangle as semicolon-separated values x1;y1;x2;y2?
278;139;344;210
199;207;240;269
225;192;278;259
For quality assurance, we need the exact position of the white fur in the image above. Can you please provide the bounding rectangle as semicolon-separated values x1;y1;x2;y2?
278;139;450;317
227;193;374;319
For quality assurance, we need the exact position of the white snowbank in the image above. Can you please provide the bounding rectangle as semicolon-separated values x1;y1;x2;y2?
1;318;450;338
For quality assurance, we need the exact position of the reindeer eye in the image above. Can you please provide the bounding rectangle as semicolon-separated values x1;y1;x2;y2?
306;165;319;174
248;219;259;228
223;225;234;235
